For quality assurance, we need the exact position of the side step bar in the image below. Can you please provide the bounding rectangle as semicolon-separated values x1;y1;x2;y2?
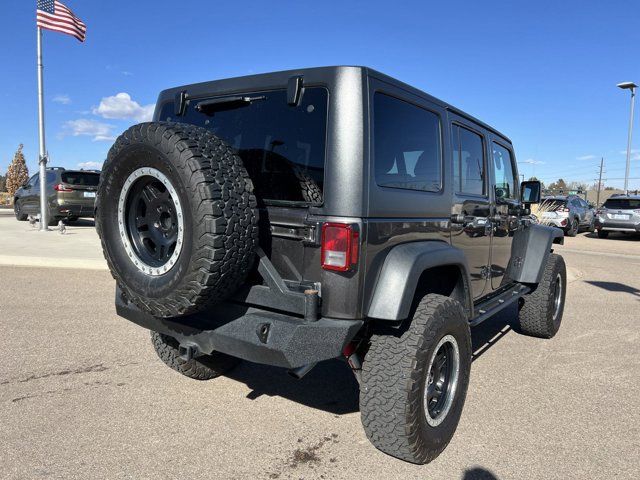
470;284;531;327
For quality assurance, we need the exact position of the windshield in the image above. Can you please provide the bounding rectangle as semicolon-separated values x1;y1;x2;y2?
61;172;100;186
159;88;328;205
603;198;640;210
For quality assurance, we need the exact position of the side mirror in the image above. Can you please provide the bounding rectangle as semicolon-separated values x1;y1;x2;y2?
520;180;541;204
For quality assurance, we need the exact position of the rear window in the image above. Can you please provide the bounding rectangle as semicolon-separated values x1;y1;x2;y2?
542;198;567;211
160;88;328;205
61;172;100;186
603;198;640;209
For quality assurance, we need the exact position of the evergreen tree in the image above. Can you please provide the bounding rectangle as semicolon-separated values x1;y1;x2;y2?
6;144;29;197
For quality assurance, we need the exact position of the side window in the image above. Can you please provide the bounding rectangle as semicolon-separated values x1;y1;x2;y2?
491;142;517;200
452;125;485;195
374;93;442;192
29;174;39;187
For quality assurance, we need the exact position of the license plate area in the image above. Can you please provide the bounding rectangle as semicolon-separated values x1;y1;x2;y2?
611;214;629;220
84;192;96;198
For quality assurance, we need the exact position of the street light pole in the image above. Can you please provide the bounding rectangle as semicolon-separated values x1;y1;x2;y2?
617;82;637;195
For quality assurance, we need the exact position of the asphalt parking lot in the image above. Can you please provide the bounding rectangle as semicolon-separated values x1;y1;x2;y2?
0;210;639;479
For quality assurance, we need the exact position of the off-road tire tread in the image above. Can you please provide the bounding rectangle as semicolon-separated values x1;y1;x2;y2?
518;253;566;338
96;122;258;318
151;331;239;380
360;294;470;464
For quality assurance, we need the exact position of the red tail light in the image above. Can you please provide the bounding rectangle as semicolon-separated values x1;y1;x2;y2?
321;223;359;271
54;183;73;192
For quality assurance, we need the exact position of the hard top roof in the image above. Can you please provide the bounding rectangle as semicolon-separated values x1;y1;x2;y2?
158;66;512;144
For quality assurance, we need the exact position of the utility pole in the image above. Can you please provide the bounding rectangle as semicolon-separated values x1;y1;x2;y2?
617;82;637;195
596;157;604;207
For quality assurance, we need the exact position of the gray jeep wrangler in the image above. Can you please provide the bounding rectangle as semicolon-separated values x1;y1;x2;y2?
96;66;566;464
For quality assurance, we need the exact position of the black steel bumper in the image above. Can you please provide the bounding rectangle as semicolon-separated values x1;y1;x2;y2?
115;288;363;369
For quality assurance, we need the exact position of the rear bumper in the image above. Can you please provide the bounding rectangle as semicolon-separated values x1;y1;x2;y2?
595;219;640;232
115;287;363;369
51;203;95;218
544;218;568;229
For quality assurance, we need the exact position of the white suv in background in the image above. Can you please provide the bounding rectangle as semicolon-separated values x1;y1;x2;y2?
540;195;594;237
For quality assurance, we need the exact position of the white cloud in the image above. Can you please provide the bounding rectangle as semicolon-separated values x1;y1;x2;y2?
53;94;71;105
520;158;545;165
93;92;154;122
121;71;133;76
77;161;103;170
63;119;115;142
576;154;596;161
619;149;640;160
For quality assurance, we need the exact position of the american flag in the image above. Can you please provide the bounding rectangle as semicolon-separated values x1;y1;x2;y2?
36;0;86;42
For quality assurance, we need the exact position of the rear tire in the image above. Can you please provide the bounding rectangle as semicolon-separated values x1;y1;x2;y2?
14;200;27;221
360;294;471;464
517;253;566;338
96;122;258;318
151;332;240;380
597;230;609;239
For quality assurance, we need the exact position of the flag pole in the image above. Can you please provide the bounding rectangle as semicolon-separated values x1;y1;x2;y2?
37;26;49;230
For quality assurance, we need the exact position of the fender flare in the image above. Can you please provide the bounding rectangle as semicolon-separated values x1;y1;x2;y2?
507;224;564;284
366;241;473;321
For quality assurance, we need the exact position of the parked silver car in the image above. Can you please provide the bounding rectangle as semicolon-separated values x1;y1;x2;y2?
540;195;594;237
594;195;640;238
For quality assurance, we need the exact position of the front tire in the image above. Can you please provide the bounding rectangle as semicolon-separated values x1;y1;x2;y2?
151;332;240;380
517;253;566;338
360;294;471;464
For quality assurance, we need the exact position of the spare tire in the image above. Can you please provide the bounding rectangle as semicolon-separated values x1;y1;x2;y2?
96;122;258;318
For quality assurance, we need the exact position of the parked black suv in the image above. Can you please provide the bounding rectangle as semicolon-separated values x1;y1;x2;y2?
96;67;566;464
14;167;99;225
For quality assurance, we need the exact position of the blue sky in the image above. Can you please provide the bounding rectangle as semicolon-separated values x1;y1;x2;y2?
1;0;639;188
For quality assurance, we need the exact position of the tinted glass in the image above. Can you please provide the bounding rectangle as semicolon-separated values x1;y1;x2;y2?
603;198;640;209
491;143;516;199
453;125;485;195
160;88;328;205
542;198;567;211
27;174;38;187
62;172;100;186
373;93;441;192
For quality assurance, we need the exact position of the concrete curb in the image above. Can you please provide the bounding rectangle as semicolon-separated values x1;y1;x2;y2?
0;255;107;271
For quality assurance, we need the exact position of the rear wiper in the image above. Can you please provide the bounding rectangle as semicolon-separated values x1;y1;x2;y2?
196;95;266;114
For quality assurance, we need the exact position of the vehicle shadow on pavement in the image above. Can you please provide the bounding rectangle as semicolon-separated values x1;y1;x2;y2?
583;232;640;240
225;306;519;415
462;467;499;479
226;358;360;415
471;305;516;363
584;280;640;297
64;219;95;228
